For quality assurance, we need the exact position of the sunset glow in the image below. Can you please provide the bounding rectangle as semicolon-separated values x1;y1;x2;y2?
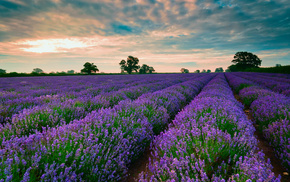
0;0;289;73
16;39;91;53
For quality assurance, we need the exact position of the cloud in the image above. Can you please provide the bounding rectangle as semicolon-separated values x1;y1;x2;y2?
0;0;289;72
111;23;143;35
16;38;93;53
176;62;197;67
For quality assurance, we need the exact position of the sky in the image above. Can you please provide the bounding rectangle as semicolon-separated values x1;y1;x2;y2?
0;0;289;73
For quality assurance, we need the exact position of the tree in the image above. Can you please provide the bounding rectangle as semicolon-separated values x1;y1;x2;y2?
194;70;200;73
119;56;140;74
206;69;211;73
0;69;6;74
201;69;206;73
140;64;150;74
230;51;262;71
181;68;189;73
67;70;75;74
32;68;44;73
81;62;99;74
139;64;155;74
148;66;155;74
215;67;224;72
227;65;239;72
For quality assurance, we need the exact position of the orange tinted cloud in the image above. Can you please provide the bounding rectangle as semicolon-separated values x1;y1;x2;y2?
0;0;289;73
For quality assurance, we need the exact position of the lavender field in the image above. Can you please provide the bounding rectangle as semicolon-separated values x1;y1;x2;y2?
0;73;289;181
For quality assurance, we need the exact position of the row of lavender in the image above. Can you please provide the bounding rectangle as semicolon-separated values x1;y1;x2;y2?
0;74;194;142
0;75;146;123
0;75;163;96
1;74;204;144
0;74;215;181
1;74;193;123
226;73;290;172
1;75;138;106
231;72;290;96
139;74;279;181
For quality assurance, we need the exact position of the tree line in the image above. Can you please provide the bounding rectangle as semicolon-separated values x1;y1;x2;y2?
1;52;286;76
180;52;263;73
79;55;155;75
0;55;156;76
119;56;155;74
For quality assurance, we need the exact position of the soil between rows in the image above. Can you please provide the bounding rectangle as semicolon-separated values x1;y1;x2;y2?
126;119;175;181
126;146;152;182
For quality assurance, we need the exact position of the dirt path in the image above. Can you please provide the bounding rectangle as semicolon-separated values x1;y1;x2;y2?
234;94;289;181
125;146;152;182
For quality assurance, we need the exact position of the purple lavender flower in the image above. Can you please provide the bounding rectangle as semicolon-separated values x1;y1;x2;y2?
139;74;278;181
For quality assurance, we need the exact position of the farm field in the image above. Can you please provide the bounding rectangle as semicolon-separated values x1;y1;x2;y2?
0;73;289;181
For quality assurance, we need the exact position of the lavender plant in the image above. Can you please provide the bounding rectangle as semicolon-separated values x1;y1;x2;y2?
231;72;290;96
226;73;290;172
0;74;214;181
251;95;290;170
139;74;279;181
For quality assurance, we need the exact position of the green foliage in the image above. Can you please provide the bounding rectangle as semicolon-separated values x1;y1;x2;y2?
181;68;189;73
228;52;262;72
119;56;140;74
0;68;6;74
215;67;224;72
139;64;155;74
236;83;252;93
227;65;239;72
148;67;155;73
32;68;44;73
81;62;99;74
232;52;261;67
139;64;149;74
245;65;290;74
